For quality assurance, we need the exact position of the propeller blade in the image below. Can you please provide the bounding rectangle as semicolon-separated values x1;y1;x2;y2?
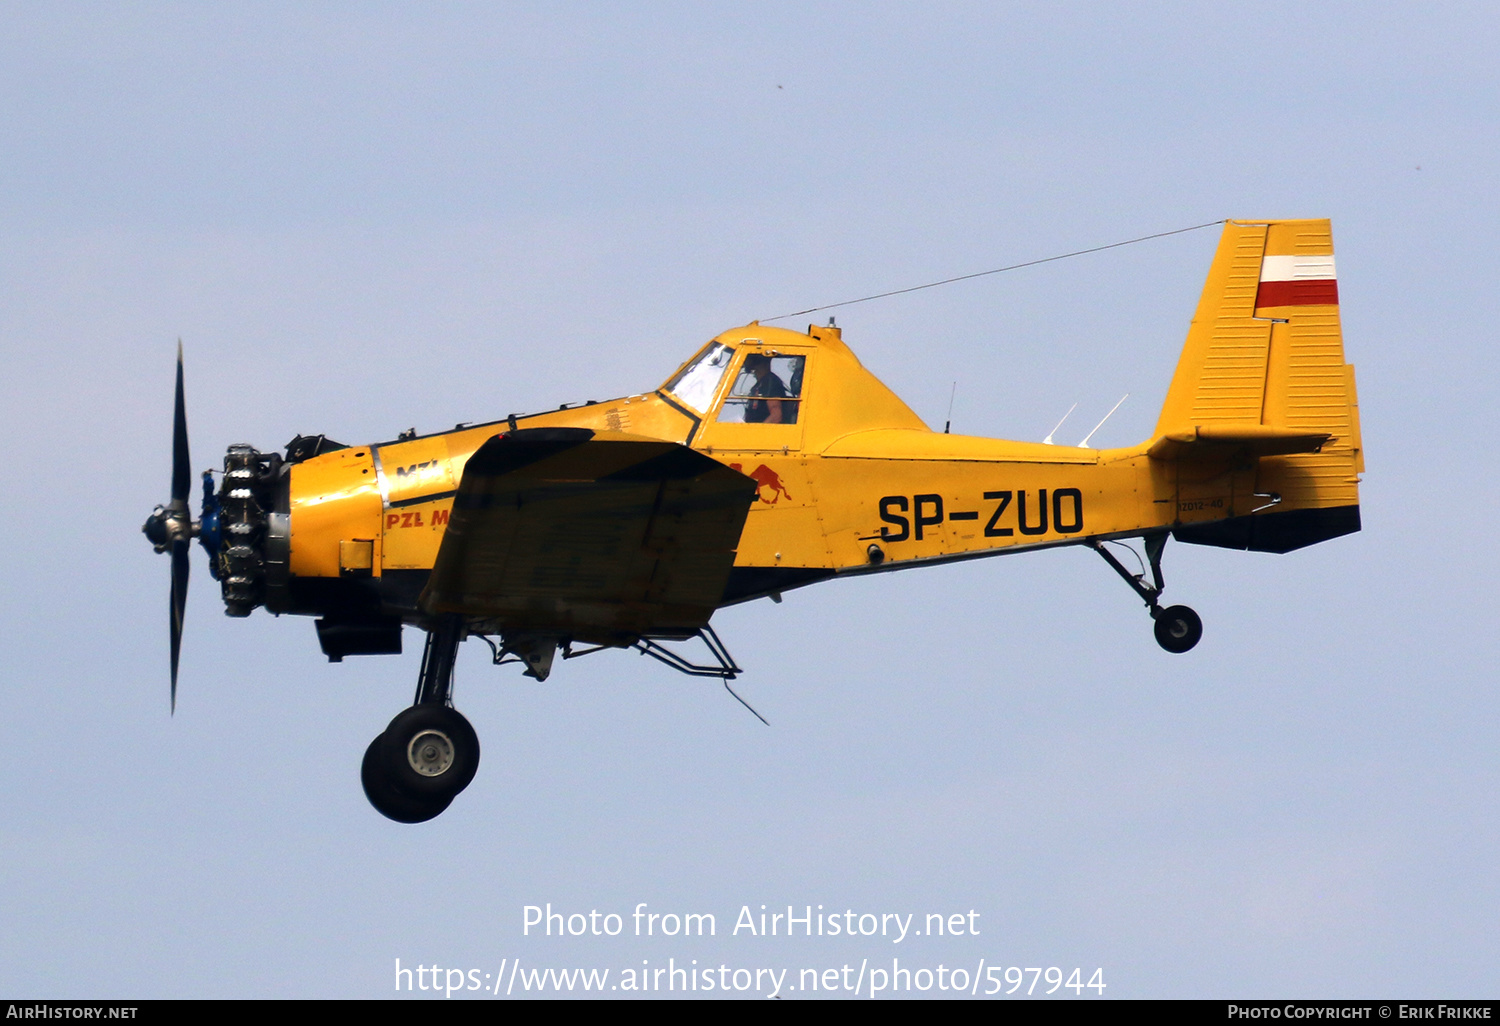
170;538;189;713
172;340;191;503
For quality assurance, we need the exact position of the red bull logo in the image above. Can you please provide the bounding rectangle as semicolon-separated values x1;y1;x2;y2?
729;463;792;505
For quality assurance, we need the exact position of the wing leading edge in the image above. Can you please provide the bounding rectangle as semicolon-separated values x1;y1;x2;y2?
419;427;757;643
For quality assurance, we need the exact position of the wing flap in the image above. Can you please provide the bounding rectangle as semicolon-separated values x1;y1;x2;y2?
419;428;755;642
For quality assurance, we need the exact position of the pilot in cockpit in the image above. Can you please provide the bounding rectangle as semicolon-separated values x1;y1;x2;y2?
741;353;789;424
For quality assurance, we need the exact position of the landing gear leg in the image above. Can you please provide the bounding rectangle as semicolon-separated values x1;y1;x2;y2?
362;616;482;822
1092;532;1202;654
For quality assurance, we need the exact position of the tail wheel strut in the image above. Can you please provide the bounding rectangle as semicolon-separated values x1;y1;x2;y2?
1092;532;1202;653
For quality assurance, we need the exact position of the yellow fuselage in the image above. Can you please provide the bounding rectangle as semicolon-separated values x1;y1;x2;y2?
284;312;1356;620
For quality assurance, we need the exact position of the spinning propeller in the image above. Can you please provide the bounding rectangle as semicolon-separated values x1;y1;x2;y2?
141;342;198;713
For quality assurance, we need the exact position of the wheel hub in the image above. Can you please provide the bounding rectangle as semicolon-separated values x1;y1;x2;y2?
407;729;455;777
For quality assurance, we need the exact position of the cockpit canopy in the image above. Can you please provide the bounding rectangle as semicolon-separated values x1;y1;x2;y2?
717;353;803;425
663;342;734;415
660;325;929;451
663;341;805;425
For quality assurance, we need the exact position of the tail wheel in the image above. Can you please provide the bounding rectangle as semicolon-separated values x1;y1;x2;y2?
361;735;452;823
1153;604;1203;654
381;704;481;801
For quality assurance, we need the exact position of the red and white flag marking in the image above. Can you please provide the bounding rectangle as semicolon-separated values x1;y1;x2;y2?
1255;254;1338;308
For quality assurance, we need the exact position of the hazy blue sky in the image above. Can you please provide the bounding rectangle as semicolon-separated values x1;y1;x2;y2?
2;2;1496;999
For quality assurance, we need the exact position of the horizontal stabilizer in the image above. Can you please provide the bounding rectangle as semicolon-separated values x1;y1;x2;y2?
1147;424;1331;462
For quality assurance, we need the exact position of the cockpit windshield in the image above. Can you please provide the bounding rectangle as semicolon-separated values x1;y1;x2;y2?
663;342;734;415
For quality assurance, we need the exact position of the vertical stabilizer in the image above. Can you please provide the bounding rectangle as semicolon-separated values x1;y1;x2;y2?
1155;219;1362;551
1155;221;1273;436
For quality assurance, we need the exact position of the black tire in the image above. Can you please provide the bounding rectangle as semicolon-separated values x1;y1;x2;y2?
382;704;481;800
361;735;452;823
1153;604;1203;653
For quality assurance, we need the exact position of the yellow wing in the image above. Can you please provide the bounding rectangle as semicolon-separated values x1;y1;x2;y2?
419;428;756;644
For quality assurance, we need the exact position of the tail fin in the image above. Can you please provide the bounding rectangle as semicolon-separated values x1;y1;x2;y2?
1153;219;1363;552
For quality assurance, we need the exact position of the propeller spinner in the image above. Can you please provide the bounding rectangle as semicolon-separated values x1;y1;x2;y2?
141;342;198;712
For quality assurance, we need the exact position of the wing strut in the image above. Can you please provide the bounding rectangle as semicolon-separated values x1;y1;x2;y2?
480;624;768;725
628;627;768;726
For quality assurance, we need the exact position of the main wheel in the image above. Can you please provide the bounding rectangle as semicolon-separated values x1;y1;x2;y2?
361;735;452;823
382;704;481;800
1153;604;1203;653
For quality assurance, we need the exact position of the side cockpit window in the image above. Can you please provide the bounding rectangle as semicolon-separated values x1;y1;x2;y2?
664;342;735;415
717;354;804;424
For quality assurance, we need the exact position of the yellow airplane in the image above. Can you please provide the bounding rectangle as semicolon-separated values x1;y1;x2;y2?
143;218;1362;822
